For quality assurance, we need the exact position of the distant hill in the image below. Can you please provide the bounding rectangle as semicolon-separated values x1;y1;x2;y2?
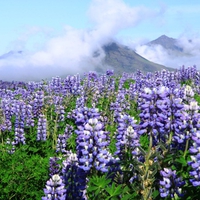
94;42;174;75
0;51;23;59
147;35;183;52
0;40;175;81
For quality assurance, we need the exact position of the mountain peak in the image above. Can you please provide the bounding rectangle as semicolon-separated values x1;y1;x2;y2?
99;41;173;74
0;50;23;59
158;35;173;39
147;35;183;52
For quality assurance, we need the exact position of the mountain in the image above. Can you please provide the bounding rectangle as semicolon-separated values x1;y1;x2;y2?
147;35;183;52
0;50;23;59
0;42;174;80
94;42;174;75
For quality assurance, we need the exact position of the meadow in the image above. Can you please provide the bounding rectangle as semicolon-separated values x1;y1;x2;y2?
0;66;200;200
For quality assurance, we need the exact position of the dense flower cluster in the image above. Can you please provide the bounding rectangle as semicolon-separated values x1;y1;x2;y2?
37;114;47;141
31;91;44;117
138;86;172;145
159;168;185;198
76;118;115;172
188;131;200;186
56;125;74;154
1;66;200;199
62;151;88;200
42;174;66;200
53;96;65;122
115;113;139;159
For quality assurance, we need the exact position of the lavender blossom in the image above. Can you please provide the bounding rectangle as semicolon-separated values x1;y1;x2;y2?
31;90;44;117
62;151;88;200
188;131;200;186
42;174;66;200
115;114;139;159
106;69;114;76
159;168;185;198
75;114;116;173
37;114;47;141
56;125;74;154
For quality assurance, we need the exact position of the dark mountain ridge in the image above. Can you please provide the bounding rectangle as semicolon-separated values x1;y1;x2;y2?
96;41;174;74
0;38;175;81
147;35;183;52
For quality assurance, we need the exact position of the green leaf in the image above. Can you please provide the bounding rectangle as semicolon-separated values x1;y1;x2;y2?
152;189;159;198
175;156;187;167
105;182;122;197
28;147;39;153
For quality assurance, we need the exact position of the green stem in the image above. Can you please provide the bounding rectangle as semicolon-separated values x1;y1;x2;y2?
144;132;153;176
142;132;153;200
0;129;3;145
183;138;189;158
166;131;173;153
52;114;58;150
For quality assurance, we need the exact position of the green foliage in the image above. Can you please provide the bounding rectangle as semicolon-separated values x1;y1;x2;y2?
123;79;135;89
114;76;122;91
67;132;77;153
126;99;140;122
1;72;200;199
139;134;149;151
194;93;200;105
0;145;49;200
106;123;117;154
87;174;137;200
180;79;193;86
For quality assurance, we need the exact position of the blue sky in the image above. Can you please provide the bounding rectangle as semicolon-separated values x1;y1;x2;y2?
1;0;200;54
0;0;200;81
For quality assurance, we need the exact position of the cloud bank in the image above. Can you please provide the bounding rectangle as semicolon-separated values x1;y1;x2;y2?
1;0;200;81
0;0;162;81
135;33;200;69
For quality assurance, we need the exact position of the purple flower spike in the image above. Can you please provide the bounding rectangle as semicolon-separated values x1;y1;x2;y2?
188;131;200;186
42;174;66;200
159;168;185;198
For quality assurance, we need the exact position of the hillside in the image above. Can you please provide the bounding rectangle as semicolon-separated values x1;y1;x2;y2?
94;42;174;75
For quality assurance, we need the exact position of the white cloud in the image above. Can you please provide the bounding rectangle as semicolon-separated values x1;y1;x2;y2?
88;0;160;37
0;27;107;81
0;0;164;81
177;34;200;55
134;33;200;69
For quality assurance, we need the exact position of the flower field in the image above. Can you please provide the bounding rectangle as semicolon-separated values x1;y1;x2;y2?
1;66;200;199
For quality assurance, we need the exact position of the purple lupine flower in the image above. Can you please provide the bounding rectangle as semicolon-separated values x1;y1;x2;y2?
90;119;115;172
188;131;200;186
115;114;139;159
13;127;26;145
49;76;63;94
0;99;12;132
69;107;100;127
42;174;66;200
159;168;185;198
43;156;66;200
56;125;73;154
37;114;47;141
76;96;86;109
6;138;15;154
87;71;98;81
31;91;44;117
138;86;171;145
73;108;117;173
62;151;88;200
49;157;60;177
24;104;34;127
11;101;26;146
110;90;130;119
106;69;114;76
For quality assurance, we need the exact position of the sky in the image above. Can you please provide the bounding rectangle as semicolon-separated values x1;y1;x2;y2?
0;0;200;81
